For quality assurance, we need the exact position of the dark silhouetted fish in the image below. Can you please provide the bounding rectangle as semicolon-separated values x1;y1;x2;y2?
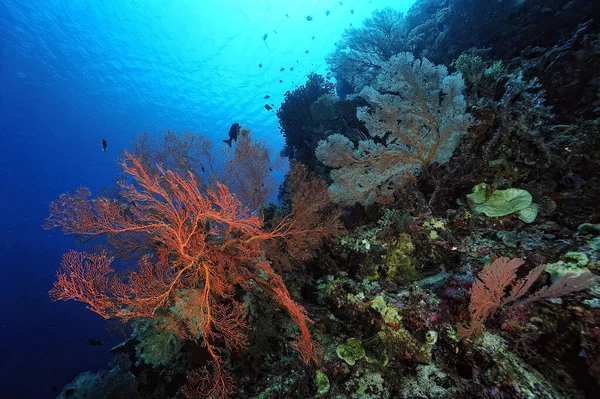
280;67;285;71
286;13;289;17
264;94;270;99
89;339;104;346
290;67;294;71
312;36;315;40
265;104;273;111
263;33;268;41
305;49;309;54
223;123;240;147
326;10;330;16
351;9;354;14
102;139;107;153
279;80;282;83
306;15;313;21
259;63;263;68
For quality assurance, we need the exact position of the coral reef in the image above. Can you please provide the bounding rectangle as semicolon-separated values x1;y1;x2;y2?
51;1;600;398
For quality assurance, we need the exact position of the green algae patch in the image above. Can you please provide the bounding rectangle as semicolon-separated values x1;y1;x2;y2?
371;295;402;327
467;183;537;222
315;370;330;396
336;338;366;366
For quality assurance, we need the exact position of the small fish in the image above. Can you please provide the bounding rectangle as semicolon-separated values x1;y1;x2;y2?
279;80;282;83
286;13;289;17
223;122;240;147
200;165;205;173
264;94;270;99
273;30;278;34
280;67;285;71
89;339;104;346
265;104;273;111
305;49;309;54
290;67;294;71
263;33;268;41
351;9;354;14
102;138;107;153
312;36;315;40
349;23;352;27
259;63;263;68
339;1;343;5
326;10;330;16
306;15;313;21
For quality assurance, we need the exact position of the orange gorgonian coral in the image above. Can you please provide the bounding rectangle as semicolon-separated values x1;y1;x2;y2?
45;152;341;397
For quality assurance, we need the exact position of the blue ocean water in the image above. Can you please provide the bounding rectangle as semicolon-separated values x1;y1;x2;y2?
0;0;415;397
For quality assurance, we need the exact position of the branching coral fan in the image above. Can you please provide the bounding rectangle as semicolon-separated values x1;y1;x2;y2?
326;7;407;91
316;52;474;206
459;257;595;339
45;153;340;397
130;128;281;210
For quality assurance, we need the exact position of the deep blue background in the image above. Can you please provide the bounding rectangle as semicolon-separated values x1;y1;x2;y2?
0;1;414;397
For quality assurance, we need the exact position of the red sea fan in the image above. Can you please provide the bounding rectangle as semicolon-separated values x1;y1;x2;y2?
459;257;595;339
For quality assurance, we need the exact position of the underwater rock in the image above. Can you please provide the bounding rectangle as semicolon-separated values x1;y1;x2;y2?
377;327;432;364
370;295;401;328
381;233;417;283
545;251;591;282
400;364;456;399
56;369;138;399
495;229;550;250
578;223;600;234
479;332;577;398
353;370;385;398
